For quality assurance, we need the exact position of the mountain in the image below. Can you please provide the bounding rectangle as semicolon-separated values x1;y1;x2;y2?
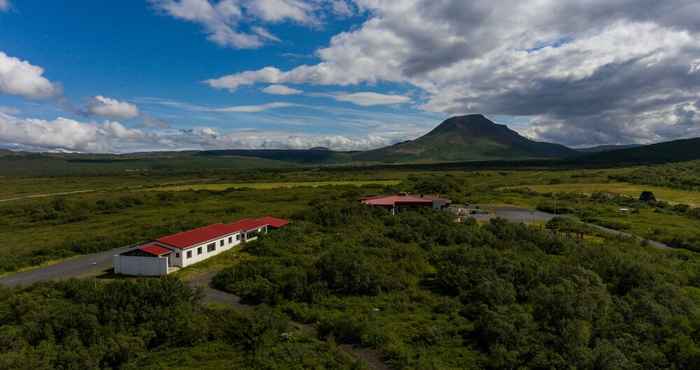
354;114;576;163
576;144;642;153
579;137;700;164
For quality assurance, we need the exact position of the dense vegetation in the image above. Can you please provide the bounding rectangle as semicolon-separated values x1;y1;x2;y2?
0;278;358;369
213;199;700;369
612;160;700;191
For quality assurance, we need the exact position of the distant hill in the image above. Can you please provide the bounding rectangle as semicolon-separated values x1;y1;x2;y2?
197;149;353;164
354;114;576;163
579;137;700;164
576;144;642;153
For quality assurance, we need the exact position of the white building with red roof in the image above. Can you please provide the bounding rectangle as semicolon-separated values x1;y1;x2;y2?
113;216;289;276
361;194;451;215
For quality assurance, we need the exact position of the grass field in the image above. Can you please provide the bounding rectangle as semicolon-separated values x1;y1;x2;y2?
511;182;700;206
147;180;402;192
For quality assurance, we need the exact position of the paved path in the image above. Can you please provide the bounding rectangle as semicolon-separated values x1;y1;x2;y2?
472;205;556;223
476;205;672;251
582;223;672;250
0;245;132;287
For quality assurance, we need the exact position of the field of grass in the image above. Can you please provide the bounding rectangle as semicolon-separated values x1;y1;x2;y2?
147;179;402;192
512;182;700;206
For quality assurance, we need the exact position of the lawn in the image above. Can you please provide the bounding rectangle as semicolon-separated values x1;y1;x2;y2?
511;182;700;206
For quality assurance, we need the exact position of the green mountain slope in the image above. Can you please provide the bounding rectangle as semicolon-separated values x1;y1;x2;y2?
354;114;576;163
579;137;700;164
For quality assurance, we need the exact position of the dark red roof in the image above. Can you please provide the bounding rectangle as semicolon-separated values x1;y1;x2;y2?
227;218;269;233
156;216;289;249
157;223;246;249
138;243;172;256
256;216;289;228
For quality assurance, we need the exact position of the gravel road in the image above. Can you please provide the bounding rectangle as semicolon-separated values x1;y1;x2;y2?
0;245;132;288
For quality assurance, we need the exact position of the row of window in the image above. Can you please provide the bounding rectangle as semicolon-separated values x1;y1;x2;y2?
183;233;243;259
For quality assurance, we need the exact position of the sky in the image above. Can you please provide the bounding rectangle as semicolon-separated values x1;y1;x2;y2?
1;0;699;153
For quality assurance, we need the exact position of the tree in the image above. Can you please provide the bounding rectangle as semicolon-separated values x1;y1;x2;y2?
639;191;657;203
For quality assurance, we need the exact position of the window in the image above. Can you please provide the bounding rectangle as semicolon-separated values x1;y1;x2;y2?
228;236;233;243
197;247;203;255
236;234;241;241
175;253;180;258
220;240;224;247
208;243;216;252
186;251;192;259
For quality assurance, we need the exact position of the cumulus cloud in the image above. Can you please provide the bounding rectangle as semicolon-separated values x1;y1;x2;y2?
85;96;140;119
0;112;148;152
0;52;59;99
206;0;700;145
0;111;396;153
150;0;323;49
261;84;303;95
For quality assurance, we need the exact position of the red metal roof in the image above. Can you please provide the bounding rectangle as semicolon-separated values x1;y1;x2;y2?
156;216;289;249
138;243;172;256
157;223;245;249
256;216;289;228
227;218;269;233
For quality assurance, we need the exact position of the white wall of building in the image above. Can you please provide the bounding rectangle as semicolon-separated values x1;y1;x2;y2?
114;226;271;275
113;255;168;276
180;231;244;268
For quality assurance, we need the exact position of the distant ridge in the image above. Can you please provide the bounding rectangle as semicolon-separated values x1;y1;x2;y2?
353;114;576;162
576;144;642;153
198;149;352;164
578;137;700;164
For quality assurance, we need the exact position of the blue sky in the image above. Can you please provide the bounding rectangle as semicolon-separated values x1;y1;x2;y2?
1;1;699;152
0;0;441;152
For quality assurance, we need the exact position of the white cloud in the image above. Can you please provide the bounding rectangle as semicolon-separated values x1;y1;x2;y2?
330;0;353;17
86;96;140;119
0;112;147;152
205;66;284;90
140;97;298;113
150;0;322;49
0;52;59;99
245;0;317;24
205;0;700;145
0;106;18;115
0;111;398;153
0;1;10;11
330;91;410;106
150;0;262;49
261;84;303;95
